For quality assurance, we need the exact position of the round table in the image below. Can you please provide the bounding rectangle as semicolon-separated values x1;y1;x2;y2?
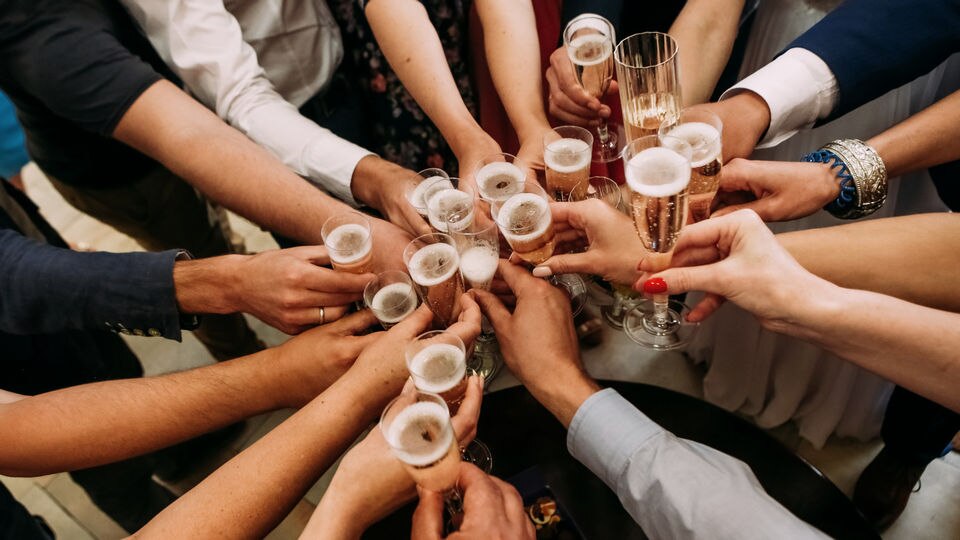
366;380;878;539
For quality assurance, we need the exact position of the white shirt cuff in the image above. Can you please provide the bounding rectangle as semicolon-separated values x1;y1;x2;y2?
721;48;839;148
301;137;374;208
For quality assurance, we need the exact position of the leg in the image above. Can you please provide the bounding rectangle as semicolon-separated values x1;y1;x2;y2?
47;168;263;360
854;385;960;529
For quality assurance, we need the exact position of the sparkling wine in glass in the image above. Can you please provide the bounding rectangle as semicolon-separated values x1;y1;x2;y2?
320;213;373;274
615;32;682;143
658;108;723;223
425;178;476;233
364;271;419;329
621;135;699;349
407;168;454;218
474;153;527;203
564;14;617;159
381;390;462;493
403;233;465;329
490;181;555;266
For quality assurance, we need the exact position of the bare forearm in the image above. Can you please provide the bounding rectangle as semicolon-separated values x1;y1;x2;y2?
475;0;551;141
779;213;960;312
0;348;285;476
114;81;351;244
669;0;743;105
135;373;385;539
790;282;960;413
867;90;960;178
173;255;242;314
365;0;492;156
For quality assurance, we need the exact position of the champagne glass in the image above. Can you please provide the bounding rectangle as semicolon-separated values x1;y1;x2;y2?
320;212;373;274
615;32;682;142
474;153;527;203
403;233;465;329
543;126;592;315
405;331;492;472
658;108;723;223
407;168;454;218
563;13;617;159
544;125;594;202
380;390;462;494
621;135;699;349
425;178;476;233
364;271;419;329
449;214;503;383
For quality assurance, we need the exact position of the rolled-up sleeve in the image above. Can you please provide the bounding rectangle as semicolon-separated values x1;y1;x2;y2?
567;388;828;540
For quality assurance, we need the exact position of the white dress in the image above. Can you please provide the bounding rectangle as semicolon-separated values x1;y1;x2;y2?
687;0;953;448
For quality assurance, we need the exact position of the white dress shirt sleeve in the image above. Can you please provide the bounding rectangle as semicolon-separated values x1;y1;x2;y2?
720;48;839;149
567;388;829;539
120;0;373;205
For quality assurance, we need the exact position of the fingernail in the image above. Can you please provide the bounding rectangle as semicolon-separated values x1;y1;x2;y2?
532;266;553;278
643;277;668;294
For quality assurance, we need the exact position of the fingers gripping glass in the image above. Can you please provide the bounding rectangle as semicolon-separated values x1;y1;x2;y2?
621;135;699;349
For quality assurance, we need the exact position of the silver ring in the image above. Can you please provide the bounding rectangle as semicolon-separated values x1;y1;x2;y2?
318;306;326;325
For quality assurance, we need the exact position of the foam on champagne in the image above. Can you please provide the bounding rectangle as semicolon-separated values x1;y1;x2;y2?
409;176;454;214
663;122;721;167
459;245;498;287
409;343;466;394
325;223;371;263
371;282;417;323
544;138;591;173
568;34;612;66
387;401;454;467
408;243;460;287
426;189;474;232
625;147;690;198
476;162;524;201
498;193;552;243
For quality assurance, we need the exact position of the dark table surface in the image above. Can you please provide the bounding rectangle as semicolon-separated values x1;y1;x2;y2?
365;381;879;539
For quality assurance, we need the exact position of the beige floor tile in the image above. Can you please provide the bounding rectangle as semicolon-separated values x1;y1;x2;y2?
797;437;882;496
17;484;96;540
44;474;127;539
882;457;960;539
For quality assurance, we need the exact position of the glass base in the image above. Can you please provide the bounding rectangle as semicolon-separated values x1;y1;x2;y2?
600;290;638;330
471;335;503;384
623;298;699;350
551;273;587;317
461;439;493;473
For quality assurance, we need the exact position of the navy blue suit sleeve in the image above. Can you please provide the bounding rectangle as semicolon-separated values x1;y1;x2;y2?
0;229;183;339
789;0;960;122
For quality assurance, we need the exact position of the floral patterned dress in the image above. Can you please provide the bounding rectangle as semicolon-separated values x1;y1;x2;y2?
331;0;478;176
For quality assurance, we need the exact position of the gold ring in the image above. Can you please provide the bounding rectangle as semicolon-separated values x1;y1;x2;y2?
318;306;326;325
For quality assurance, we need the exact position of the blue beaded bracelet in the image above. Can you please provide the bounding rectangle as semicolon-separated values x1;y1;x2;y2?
801;149;857;215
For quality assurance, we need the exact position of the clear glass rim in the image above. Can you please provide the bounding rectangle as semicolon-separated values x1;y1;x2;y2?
364;270;414;309
405;329;467;379
614;31;678;70
378;390;452;452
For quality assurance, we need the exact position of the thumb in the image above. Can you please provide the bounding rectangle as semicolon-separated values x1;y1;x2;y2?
533;251;596;278
411;488;445;540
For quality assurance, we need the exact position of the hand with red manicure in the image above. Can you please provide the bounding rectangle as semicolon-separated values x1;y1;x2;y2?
635;209;832;334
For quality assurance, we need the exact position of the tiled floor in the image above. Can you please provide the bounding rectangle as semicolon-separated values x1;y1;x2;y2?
3;164;958;539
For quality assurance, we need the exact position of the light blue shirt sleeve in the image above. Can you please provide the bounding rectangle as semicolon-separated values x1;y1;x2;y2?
567;388;829;540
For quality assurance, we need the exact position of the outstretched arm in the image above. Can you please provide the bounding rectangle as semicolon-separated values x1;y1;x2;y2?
669;0;744;106
0;311;381;477
135;300;481;539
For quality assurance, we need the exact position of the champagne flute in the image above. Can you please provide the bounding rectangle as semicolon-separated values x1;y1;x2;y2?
563;13;617;159
407;168;454;218
403;233;465;330
614;32;682;142
621;135;699;349
474;153;527;203
405;330;492;472
364;271;419;329
449;214;503;383
425;178;476;233
320;212;373;274
658;108;724;223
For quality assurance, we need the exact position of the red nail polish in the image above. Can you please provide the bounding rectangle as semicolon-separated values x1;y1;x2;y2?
643;277;668;294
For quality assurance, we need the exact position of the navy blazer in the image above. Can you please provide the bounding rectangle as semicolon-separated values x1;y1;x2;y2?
0;181;183;340
789;0;960;122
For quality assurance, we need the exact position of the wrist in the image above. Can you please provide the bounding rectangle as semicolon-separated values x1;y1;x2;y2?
448;126;500;160
173;255;244;315
720;91;770;157
523;360;601;428
351;155;405;210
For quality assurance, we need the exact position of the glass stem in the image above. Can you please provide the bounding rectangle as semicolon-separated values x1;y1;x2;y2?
443;487;465;533
652;293;669;327
596;118;611;147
